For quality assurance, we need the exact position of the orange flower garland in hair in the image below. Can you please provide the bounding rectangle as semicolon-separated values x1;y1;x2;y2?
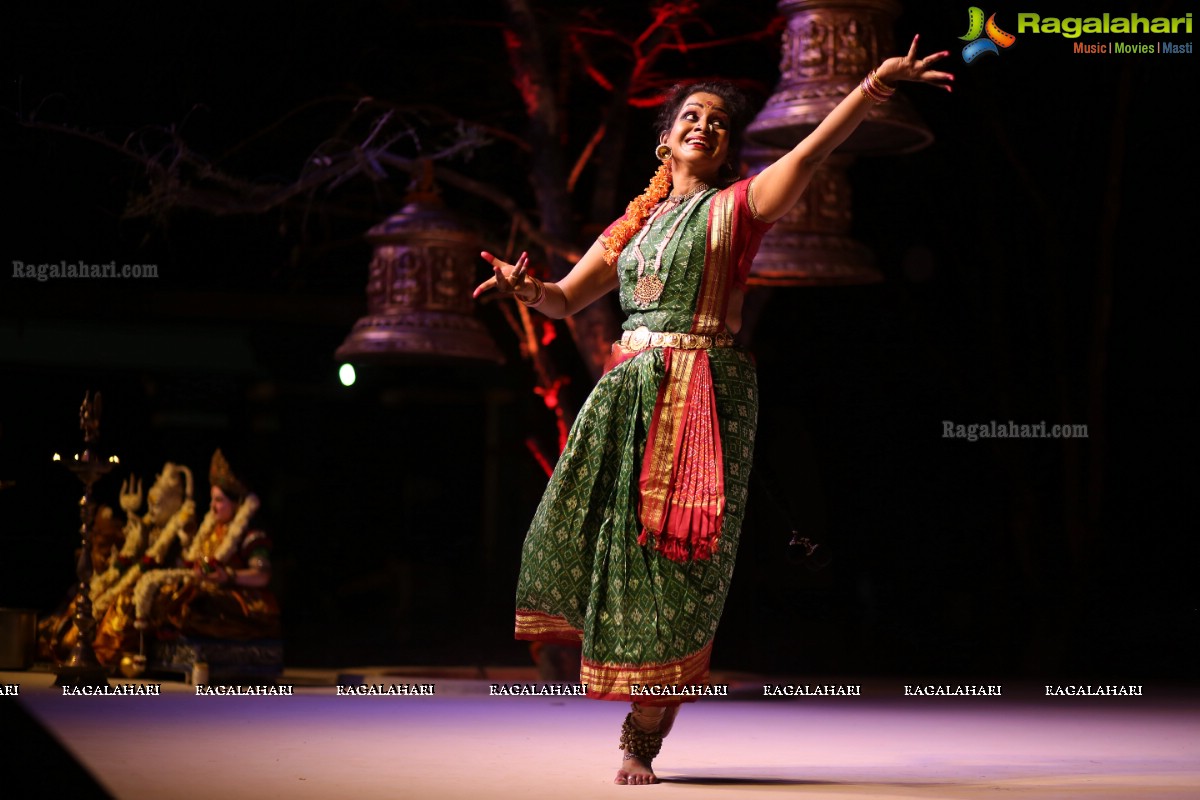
600;162;672;266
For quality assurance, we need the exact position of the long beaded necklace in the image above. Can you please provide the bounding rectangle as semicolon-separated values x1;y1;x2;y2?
629;184;710;308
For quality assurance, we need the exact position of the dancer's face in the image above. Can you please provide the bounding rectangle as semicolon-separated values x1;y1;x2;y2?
660;92;732;180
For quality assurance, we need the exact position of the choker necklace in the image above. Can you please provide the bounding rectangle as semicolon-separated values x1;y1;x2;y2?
664;183;710;204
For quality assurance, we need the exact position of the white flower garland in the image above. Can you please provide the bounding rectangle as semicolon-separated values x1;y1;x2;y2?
90;517;142;600
143;498;196;565
94;562;144;617
93;499;196;617
182;493;258;565
133;494;259;623
132;567;192;625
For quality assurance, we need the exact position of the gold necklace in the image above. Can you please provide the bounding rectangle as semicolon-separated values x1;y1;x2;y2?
629;186;711;308
665;183;710;203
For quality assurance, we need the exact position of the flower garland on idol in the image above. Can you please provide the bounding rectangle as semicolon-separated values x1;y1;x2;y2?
132;494;259;625
93;498;195;617
90;514;145;601
92;463;195;609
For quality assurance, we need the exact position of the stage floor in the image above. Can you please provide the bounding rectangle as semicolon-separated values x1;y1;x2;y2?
6;667;1199;799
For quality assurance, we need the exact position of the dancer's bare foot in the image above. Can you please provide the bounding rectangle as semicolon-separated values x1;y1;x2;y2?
613;704;679;785
615;751;657;785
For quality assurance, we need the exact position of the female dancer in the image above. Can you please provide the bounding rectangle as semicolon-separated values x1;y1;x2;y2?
475;36;951;785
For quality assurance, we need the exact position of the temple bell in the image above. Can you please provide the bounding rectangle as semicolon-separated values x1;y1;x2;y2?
335;179;504;365
745;0;933;286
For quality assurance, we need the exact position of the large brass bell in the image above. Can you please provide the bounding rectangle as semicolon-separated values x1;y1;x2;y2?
746;0;933;155
336;178;503;365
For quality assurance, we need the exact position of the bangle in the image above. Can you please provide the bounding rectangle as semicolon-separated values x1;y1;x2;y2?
516;276;546;308
859;69;895;104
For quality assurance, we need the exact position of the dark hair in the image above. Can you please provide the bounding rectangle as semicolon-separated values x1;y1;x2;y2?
654;80;753;183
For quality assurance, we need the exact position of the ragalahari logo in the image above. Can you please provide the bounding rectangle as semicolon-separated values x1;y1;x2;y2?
960;7;1017;62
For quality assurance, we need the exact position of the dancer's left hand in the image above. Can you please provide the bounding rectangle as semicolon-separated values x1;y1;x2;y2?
878;35;954;91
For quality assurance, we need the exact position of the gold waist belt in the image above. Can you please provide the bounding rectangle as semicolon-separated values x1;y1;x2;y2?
619;326;734;352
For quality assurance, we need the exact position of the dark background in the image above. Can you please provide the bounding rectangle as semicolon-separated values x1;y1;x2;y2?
2;0;1195;681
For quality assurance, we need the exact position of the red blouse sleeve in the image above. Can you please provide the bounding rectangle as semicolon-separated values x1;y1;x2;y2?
728;176;774;290
599;213;628;240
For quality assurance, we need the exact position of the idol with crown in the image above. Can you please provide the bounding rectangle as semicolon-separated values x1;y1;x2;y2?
132;449;281;645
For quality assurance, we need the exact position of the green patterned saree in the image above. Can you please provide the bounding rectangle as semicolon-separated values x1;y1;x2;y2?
515;178;771;703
